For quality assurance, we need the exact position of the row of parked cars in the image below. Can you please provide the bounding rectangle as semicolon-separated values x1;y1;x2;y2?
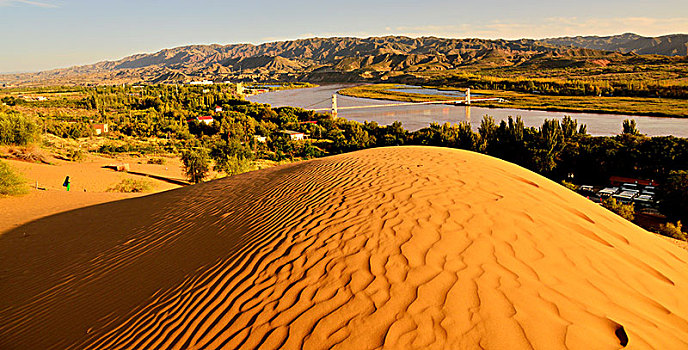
577;183;657;208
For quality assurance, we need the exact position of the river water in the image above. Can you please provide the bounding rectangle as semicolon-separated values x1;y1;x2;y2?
247;84;688;137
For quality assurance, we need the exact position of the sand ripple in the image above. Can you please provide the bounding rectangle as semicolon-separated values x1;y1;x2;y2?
1;146;687;349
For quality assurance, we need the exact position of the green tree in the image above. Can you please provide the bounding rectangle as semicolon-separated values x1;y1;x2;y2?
181;149;210;184
658;170;688;224
622;119;641;136
0;112;38;145
209;139;253;175
478;116;497;153
532;119;564;173
453;122;478;151
560;116;578;139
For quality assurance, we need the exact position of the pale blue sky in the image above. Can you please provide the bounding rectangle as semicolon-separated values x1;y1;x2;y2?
1;0;686;72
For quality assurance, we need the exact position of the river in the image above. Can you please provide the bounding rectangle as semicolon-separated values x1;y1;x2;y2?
247;84;688;137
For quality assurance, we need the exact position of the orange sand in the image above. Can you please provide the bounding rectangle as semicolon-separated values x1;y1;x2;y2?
0;155;185;233
0;146;686;349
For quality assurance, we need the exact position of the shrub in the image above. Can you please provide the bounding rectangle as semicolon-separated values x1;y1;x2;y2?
3;146;51;164
107;178;152;193
98;143;132;154
0;160;27;196
66;149;85;162
147;157;166;165
221;156;252;176
560;180;579;191
657;221;686;241
602;197;635;221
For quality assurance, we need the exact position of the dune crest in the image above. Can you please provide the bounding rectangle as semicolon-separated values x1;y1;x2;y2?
1;146;687;349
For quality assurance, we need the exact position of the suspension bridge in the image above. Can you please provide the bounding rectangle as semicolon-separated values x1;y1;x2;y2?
309;89;506;117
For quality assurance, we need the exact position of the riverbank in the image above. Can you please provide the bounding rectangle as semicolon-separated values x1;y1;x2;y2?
339;84;688;118
245;82;318;94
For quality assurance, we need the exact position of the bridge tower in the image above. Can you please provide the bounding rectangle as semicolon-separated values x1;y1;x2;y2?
331;94;338;118
236;82;244;96
465;88;471;105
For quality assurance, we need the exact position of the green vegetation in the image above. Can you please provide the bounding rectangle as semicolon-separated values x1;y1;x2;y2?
209;139;253;175
181;149;210;184
658;171;688;225
560;180;579;191
622;119;641;135
107;178;152;193
602;197;636;221
246;82;317;91
0;111;38;145
339;84;688;118
415;69;688;99
0;160;27;196
658;221;686;241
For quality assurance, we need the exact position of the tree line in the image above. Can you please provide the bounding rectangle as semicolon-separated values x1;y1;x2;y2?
430;72;688;99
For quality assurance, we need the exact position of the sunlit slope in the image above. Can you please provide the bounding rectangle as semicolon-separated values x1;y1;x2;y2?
1;146;686;349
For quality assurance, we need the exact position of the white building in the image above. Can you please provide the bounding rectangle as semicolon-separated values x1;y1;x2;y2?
281;130;307;141
254;135;267;143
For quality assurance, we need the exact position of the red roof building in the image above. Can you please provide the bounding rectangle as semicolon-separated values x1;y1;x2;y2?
609;176;659;187
187;116;214;125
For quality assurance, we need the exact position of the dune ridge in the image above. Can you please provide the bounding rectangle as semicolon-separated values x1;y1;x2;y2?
1;146;687;349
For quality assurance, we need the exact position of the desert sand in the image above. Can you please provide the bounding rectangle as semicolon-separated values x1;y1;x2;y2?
0;146;687;349
0;155;185;233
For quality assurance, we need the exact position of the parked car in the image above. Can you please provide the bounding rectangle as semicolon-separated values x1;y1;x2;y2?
597;187;618;198
634;194;655;208
613;190;638;203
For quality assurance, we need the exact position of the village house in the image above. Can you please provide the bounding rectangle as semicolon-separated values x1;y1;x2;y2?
91;123;109;135
254;135;267;143
280;130;307;141
187;116;214;125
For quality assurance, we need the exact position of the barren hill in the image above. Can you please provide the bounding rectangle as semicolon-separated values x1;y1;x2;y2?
0;36;658;86
542;33;688;56
1;146;687;349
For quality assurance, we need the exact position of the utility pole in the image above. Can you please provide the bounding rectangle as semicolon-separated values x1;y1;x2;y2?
465;88;471;105
331;94;338;118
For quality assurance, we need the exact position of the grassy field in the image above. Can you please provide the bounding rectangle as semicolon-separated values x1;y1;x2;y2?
339;84;688;118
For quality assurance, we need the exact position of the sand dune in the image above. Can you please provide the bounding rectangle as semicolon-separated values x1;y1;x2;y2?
1;146;687;349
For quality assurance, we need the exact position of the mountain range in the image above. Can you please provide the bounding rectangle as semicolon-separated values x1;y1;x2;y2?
542;33;688;56
2;33;686;86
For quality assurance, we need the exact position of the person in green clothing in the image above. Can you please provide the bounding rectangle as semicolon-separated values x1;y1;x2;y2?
63;176;71;191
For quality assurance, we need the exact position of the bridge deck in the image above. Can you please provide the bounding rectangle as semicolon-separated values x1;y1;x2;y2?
311;98;505;111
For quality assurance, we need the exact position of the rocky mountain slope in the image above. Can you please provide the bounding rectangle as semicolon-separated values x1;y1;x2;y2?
542;33;688;56
1;34;685;86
